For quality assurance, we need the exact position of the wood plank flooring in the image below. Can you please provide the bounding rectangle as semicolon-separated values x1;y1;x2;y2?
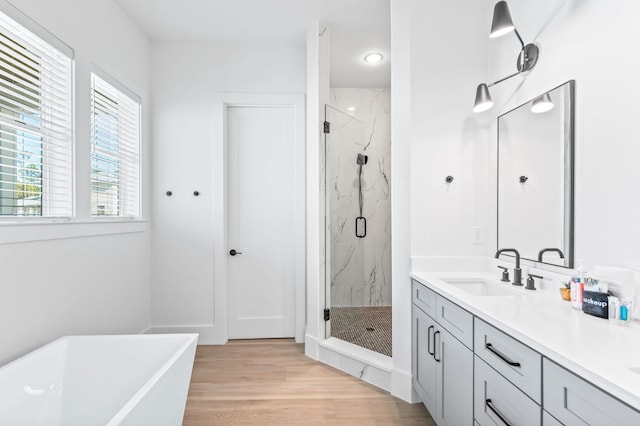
183;339;434;425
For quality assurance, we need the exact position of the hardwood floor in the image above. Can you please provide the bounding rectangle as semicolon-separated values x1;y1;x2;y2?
183;339;434;425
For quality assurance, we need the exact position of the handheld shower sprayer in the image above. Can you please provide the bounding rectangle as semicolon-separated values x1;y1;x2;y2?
356;153;368;238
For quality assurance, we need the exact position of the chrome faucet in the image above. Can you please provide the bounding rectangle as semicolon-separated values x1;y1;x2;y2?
537;248;565;262
495;248;522;286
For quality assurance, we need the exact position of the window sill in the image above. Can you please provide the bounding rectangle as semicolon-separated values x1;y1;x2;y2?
0;219;148;245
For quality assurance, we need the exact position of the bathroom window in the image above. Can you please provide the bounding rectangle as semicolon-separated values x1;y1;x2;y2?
90;73;141;218
0;10;73;217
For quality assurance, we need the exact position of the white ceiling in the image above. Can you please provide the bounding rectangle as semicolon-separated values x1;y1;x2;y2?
114;0;390;87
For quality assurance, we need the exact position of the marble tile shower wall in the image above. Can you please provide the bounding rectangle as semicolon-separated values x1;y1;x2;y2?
328;88;391;307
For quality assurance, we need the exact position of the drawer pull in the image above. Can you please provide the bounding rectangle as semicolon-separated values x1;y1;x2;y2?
427;325;435;356
486;398;512;426
486;343;521;367
433;331;441;362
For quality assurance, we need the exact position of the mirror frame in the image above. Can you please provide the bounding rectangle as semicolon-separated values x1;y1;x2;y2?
496;80;575;268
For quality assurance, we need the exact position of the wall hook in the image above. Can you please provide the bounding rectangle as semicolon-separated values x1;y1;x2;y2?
166;190;172;197
445;176;454;183
193;191;200;196
519;176;528;183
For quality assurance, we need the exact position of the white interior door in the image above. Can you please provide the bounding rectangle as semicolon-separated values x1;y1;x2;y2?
227;106;296;339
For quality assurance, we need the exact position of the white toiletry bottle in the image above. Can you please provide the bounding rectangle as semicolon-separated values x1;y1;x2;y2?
571;260;586;310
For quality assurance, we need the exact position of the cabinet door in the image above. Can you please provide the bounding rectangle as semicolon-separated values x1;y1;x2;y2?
413;305;437;416
543;359;640;425
437;327;473;426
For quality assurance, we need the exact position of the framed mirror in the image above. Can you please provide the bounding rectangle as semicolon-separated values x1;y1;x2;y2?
497;80;575;268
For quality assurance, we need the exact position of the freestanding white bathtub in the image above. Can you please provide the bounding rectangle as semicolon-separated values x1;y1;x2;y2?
0;333;198;425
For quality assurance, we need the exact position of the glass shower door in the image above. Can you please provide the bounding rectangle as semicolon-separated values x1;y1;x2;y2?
323;104;367;339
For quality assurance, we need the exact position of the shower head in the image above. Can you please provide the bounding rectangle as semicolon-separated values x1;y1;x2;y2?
357;153;368;165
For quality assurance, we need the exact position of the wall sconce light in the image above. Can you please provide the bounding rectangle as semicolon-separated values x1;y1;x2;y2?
473;1;540;113
531;93;554;113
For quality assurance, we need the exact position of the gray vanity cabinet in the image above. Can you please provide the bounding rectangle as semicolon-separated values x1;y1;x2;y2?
412;279;640;426
412;281;473;425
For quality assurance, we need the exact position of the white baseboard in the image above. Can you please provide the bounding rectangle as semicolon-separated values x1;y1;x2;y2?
304;333;319;359
148;325;226;344
391;367;419;403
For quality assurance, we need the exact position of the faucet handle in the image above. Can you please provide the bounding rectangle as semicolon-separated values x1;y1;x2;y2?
526;274;543;291
497;266;510;282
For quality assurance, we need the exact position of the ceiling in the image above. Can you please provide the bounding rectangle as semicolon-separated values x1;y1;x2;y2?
114;0;390;87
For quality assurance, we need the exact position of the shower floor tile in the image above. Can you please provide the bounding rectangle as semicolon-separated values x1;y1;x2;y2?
330;306;392;357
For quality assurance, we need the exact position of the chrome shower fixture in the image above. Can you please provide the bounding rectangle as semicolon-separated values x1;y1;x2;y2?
473;1;540;113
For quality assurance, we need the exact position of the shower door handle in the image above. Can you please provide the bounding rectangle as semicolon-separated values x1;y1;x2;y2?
229;249;242;256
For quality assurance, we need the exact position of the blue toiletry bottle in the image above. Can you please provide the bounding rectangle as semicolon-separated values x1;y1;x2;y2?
620;305;628;321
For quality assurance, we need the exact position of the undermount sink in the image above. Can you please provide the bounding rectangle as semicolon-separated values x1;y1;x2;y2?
442;277;520;297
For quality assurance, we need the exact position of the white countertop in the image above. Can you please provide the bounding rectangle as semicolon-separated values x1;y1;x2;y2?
410;270;640;410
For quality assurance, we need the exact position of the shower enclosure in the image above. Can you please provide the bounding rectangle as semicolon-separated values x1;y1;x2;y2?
323;96;391;357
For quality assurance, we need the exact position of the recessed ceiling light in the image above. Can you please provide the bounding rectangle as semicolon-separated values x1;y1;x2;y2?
364;53;383;64
347;107;356;111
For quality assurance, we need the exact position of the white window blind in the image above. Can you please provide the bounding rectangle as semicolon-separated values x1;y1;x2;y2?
90;73;141;218
0;10;73;217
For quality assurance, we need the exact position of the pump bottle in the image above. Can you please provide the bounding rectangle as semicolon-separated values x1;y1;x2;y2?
571;260;586;310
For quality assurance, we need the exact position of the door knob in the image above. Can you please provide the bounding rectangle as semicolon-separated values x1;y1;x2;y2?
229;249;242;256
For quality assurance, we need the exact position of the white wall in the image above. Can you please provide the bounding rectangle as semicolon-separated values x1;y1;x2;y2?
389;0;491;401
150;42;305;341
485;0;640;272
409;0;492;258
0;0;152;364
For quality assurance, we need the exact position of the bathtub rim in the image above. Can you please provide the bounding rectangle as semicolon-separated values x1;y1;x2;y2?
103;333;199;425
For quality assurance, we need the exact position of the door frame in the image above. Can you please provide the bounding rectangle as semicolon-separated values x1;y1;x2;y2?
213;93;306;343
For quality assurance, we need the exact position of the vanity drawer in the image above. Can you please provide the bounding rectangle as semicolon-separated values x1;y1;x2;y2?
436;295;473;349
474;318;541;403
543;359;640;426
474;356;541;426
412;280;437;319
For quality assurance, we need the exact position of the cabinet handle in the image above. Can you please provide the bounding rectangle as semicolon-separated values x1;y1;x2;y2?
485;343;521;367
427;325;435;356
433;331;441;362
485;399;512;426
